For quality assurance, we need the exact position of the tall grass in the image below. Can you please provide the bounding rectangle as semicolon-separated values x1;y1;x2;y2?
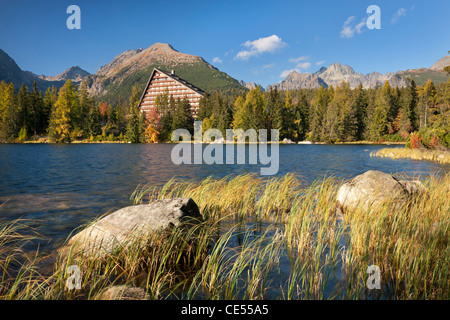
0;218;47;299
371;147;450;164
0;172;449;299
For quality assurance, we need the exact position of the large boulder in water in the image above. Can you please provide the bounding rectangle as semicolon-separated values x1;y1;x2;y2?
63;198;202;259
336;170;424;213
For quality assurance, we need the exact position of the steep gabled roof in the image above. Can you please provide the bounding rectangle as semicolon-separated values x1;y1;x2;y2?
139;68;205;103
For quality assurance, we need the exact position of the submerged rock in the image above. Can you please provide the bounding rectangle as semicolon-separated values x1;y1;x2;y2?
63;198;202;258
336;170;425;213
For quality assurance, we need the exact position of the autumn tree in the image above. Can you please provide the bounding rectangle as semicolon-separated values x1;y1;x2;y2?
48;80;77;142
0;81;16;141
418;79;437;128
369;81;393;140
143;106;161;143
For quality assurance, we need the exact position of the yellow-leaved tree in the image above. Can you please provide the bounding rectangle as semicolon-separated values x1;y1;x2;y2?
48;80;78;142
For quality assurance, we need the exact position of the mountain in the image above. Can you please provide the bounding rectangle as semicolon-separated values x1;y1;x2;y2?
85;43;243;103
271;71;326;90
397;68;449;86
240;80;264;91
430;55;450;71
38;66;90;82
315;63;407;88
0;44;243;102
0;49;62;90
272;63;407;90
392;55;450;86
272;55;450;90
2;45;447;99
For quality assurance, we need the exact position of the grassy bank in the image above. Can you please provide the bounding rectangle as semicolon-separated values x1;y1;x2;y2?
371;147;450;164
0;173;449;300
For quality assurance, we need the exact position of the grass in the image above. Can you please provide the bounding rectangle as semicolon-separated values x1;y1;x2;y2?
371;147;450;164
0;172;449;300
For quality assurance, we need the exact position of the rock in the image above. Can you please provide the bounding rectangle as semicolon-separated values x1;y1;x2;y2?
64;198;202;258
336;170;424;213
282;138;295;144
398;180;426;196
96;285;148;300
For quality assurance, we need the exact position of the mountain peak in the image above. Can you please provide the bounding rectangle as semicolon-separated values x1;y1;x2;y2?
95;42;204;79
145;42;178;52
272;70;326;90
430;55;450;71
39;66;90;82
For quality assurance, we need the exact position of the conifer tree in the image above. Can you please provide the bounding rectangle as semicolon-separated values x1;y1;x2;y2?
267;86;284;138
172;98;194;135
48;80;77;142
125;85;143;143
309;86;328;142
369;81;392;140
399;79;418;137
16;83;31;139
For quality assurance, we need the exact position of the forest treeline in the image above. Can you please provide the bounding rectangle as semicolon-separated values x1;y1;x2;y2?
0;77;449;148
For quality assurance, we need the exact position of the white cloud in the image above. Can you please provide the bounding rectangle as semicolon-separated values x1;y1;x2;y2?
286;55;311;71
391;8;407;24
212;57;222;64
235;35;287;60
289;56;308;63
262;63;274;69
340;16;356;38
280;69;300;78
315;60;326;66
340;16;367;38
355;18;367;33
296;62;311;70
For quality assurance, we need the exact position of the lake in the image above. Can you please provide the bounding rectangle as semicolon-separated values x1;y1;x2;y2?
0;143;449;251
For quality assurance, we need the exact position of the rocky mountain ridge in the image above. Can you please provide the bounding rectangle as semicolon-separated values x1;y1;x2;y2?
272;62;408;90
38;66;90;82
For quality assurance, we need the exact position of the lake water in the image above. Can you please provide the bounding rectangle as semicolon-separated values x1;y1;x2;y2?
0;143;449;252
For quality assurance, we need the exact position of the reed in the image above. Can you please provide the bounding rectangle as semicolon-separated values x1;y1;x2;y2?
0;172;448;300
371;147;450;164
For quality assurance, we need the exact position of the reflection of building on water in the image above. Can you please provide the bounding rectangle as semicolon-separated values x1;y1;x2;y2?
138;68;204;118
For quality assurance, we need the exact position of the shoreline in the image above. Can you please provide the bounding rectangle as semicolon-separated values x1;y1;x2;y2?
371;147;450;164
6;139;406;145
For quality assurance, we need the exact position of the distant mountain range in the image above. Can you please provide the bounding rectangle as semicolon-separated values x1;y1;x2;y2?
0;45;448;102
271;58;449;91
240;80;265;91
0;49;64;91
38;66;90;82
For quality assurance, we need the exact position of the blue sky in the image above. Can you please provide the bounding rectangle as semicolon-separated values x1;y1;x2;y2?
0;0;449;87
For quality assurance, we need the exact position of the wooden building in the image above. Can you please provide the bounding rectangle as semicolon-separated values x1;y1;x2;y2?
138;68;204;118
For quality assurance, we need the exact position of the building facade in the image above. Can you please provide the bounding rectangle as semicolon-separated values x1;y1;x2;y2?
138;68;204;118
